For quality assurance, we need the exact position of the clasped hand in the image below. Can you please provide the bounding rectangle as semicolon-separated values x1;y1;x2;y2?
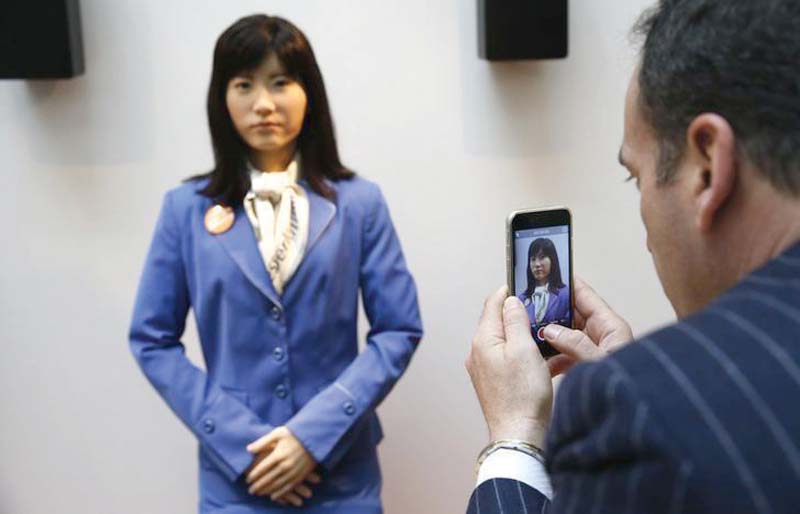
245;426;320;507
465;277;633;447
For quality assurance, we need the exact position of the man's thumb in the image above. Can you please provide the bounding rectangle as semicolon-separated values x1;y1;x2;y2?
543;324;604;362
503;296;535;347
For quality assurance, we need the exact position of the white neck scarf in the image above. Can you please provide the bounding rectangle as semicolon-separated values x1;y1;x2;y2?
533;284;550;324
243;158;310;295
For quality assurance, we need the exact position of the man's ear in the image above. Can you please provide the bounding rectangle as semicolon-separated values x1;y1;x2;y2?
685;113;737;233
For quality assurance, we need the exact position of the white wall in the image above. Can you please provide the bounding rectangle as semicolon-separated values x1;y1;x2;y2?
0;0;673;512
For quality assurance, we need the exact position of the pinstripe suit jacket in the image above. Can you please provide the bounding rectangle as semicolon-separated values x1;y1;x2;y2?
468;242;800;514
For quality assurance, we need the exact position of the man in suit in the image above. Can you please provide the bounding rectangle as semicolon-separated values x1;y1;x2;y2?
465;0;800;512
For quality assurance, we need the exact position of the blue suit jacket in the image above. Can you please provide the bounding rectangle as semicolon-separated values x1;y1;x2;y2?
129;176;422;514
469;242;800;513
519;285;571;327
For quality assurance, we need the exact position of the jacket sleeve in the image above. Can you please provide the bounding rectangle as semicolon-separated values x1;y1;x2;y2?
286;184;423;470
129;190;274;482
467;478;548;514
466;359;689;513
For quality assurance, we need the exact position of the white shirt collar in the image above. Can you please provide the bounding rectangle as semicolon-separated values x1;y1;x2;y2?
247;155;301;182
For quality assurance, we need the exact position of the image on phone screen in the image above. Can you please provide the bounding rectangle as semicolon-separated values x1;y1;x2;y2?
513;225;572;356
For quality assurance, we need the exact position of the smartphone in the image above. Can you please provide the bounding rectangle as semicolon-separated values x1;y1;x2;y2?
506;207;574;358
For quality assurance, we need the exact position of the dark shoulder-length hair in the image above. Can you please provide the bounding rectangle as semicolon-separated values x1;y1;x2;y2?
523;238;566;297
190;14;353;205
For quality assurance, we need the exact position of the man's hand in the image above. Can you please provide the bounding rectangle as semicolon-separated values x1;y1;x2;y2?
544;277;634;376
465;286;553;447
245;426;320;506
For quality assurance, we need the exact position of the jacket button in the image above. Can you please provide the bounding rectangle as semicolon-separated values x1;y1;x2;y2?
275;384;288;399
203;419;215;434
273;347;285;361
343;402;356;416
270;306;282;321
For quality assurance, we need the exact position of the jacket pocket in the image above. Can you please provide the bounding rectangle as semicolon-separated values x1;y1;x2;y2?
221;385;250;408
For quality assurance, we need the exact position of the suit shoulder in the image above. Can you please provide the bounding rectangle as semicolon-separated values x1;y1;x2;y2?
604;299;777;390
332;176;389;225
333;175;383;203
547;356;676;470
553;327;687;440
156;179;212;231
595;321;693;401
163;178;210;208
549;350;692;513
591;304;783;446
556;358;620;408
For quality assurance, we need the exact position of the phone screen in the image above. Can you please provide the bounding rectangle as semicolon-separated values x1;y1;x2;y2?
511;217;572;358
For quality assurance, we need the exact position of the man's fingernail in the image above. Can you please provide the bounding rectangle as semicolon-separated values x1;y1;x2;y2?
543;324;563;340
504;297;520;309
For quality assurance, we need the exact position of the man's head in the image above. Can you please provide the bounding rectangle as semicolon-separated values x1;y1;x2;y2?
620;0;800;317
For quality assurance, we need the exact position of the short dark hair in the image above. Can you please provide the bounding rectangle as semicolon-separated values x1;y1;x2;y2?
193;14;353;205
523;238;565;297
634;0;800;195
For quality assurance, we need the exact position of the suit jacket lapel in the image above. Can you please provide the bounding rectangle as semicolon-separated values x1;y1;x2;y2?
215;204;282;307
212;182;335;306
544;290;561;320
303;182;337;257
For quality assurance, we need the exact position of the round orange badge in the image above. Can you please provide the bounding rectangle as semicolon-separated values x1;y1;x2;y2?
204;204;235;235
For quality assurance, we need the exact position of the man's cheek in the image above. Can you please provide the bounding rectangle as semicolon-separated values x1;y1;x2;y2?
640;204;653;253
